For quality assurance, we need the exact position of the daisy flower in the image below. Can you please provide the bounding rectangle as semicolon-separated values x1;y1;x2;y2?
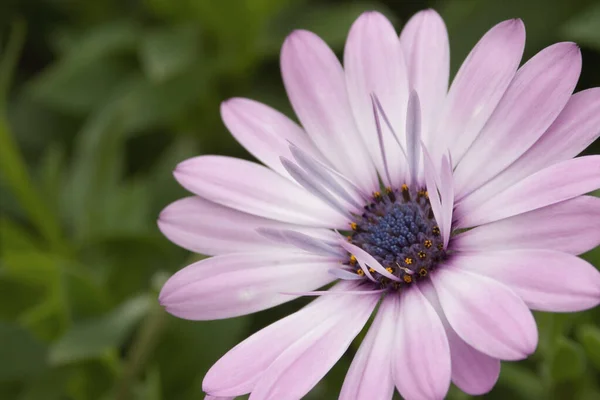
158;9;600;400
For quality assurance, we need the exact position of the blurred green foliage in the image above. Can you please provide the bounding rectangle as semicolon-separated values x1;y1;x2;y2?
1;0;600;399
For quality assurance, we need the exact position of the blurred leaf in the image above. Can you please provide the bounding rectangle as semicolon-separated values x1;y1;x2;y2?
62;104;125;240
27;58;133;115
562;2;600;51
147;135;198;211
578;324;600;370
17;368;69;400
139;24;201;83
0;19;26;108
0;217;40;252
49;295;151;365
37;145;67;219
81;179;153;239
152;316;251;399
1;251;59;285
0;321;47;382
498;363;544;399
549;337;586;383
535;312;574;356
117;69;208;133
440;0;593;74
132;364;161;400
0;21;64;251
259;1;394;55
63;269;111;319
53;20;139;61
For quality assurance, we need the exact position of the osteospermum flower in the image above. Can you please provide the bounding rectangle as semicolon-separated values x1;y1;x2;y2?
158;9;600;400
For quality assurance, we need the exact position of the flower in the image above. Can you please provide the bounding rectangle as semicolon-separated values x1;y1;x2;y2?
158;9;600;400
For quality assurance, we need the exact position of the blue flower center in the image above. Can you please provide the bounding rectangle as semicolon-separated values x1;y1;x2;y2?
348;185;446;289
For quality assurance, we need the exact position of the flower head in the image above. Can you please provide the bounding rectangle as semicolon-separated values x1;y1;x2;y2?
158;9;600;400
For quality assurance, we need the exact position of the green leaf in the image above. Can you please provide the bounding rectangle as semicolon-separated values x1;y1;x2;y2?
0;22;64;251
498;363;544;399
578;324;600;371
0;217;40;252
562;2;600;51
0;321;47;382
27;57;133;115
62;104;126;240
152;316;251;398
117;69;208;134
139;25;201;83
0;19;26;108
49;295;151;365
132;364;162;400
259;1;395;56
17;368;70;400
1;250;59;285
549;337;586;383
54;20;139;62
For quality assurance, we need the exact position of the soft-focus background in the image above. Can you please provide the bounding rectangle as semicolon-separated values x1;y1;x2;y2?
1;0;600;399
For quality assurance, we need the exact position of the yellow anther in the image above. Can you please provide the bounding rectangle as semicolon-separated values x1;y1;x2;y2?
357;269;364;276
386;267;393;274
401;184;409;192
419;268;428;277
432;226;440;236
418;251;427;260
350;222;358;231
424;240;433;249
404;257;413;265
369;267;375;273
385;186;393;194
437;243;444;250
403;274;413;284
349;255;357;265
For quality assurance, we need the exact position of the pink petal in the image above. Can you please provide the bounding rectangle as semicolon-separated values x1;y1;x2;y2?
174;155;348;228
344;11;408;188
451;250;600;312
158;196;337;256
433;19;525;163
249;291;379;400
458;88;600;211
159;252;337;320
446;325;501;396
431;265;538;360
393;286;451;400
454;42;581;199
203;282;361;397
205;396;234;400
452;196;600;255
421;283;501;396
221;98;323;178
439;153;454;249
281;30;378;192
399;9;449;145
339;296;396;400
455;155;600;228
422;146;444;236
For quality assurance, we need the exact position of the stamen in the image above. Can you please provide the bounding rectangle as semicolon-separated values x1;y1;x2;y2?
328;268;365;281
344;184;447;291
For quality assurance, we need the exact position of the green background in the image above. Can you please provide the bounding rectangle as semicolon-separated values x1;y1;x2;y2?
1;0;600;399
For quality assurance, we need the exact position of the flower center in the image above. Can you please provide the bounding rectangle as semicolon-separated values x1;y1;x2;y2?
347;184;446;289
